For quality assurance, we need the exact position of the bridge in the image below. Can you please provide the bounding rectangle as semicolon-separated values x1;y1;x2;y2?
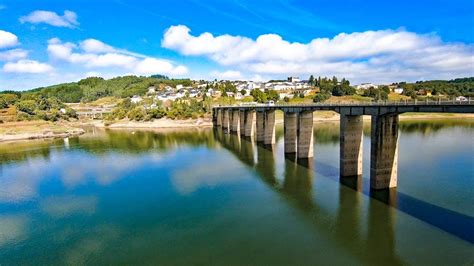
212;100;474;190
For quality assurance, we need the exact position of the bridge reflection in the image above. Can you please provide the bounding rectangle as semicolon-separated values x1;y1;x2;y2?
214;128;402;265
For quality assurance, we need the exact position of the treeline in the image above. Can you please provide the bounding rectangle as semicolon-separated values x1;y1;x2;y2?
395;78;474;98
0;93;77;122
105;98;212;122
12;75;193;103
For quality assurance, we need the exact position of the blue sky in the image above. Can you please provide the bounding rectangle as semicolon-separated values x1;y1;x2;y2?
0;0;473;90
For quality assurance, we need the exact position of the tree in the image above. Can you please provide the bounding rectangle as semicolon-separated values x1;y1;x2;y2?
240;89;247;95
313;92;331;102
16;100;36;115
251;89;267;103
308;75;315;86
266;89;279;101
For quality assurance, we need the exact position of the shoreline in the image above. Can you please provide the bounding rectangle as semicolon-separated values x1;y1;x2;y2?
1;113;473;142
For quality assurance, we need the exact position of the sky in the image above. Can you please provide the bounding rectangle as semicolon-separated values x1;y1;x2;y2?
0;0;473;90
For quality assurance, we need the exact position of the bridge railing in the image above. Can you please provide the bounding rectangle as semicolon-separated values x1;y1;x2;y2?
213;98;473;108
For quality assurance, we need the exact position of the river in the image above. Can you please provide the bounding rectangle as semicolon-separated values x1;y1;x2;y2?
0;119;473;265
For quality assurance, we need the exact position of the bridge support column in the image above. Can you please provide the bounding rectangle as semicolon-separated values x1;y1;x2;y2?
231;109;240;134
239;110;246;136
256;111;265;142
264;110;276;145
340;115;363;177
243;110;255;137
216;109;222;127
297;111;314;158
222;109;230;131
370;114;399;189
284;112;298;154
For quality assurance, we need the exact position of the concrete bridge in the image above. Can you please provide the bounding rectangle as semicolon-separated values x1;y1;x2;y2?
212;101;474;190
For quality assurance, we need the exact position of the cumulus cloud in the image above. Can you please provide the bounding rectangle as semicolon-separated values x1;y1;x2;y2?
162;25;474;83
20;10;79;28
210;70;243;80
0;30;19;48
3;59;53;73
0;48;28;61
48;38;187;75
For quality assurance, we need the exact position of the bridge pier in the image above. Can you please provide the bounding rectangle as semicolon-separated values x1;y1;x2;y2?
239;110;246;136
256;111;265;142
297;111;314;158
264;110;276;145
243;110;255;137
340;115;364;177
284;112;298;154
370;114;399;189
222;109;230;131
217;109;222;127
231;110;240;134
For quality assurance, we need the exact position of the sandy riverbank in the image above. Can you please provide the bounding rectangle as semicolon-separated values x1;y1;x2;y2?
0;121;85;142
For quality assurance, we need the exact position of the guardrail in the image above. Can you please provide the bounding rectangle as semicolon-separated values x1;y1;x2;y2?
213;98;473;108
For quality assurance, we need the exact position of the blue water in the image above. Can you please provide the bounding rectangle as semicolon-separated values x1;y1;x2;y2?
0;120;473;265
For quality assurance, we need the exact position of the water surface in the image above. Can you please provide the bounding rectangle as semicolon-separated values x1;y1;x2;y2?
0;120;473;265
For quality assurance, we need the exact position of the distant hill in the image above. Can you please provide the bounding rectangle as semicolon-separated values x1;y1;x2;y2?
2;75;192;103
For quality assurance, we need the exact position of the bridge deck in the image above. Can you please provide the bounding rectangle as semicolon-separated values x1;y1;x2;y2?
213;101;474;115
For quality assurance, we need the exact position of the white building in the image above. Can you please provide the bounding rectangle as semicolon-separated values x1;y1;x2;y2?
288;76;300;83
131;95;142;104
356;83;378;90
394;88;404;94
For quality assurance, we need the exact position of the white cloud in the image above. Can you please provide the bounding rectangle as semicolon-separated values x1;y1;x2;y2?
210;70;243;80
20;10;79;28
162;25;474;83
0;30;19;48
3;59;53;73
80;39;115;53
48;38;187;76
0;48;28;61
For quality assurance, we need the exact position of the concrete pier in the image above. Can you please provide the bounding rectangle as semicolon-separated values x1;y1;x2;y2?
264;110;276;145
284;112;298;154
216;109;222;127
214;101;474;190
239;110;246;136
340;115;364;177
243;110;255;137
231;110;240;134
297;111;314;158
256;111;265;142
370;114;399;189
222;109;230;131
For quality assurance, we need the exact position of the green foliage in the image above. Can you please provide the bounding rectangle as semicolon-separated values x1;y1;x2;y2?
396;78;474;97
251;89;267;103
13;75;195;103
128;106;147;121
265;89;279;101
362;87;388;100
15;100;36;115
313;92;331;103
0;94;19;108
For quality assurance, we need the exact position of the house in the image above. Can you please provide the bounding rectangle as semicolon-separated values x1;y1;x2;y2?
176;84;183;90
456;96;468;102
394;88;404;94
357;83;378;90
147;86;156;94
131;95;142;104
